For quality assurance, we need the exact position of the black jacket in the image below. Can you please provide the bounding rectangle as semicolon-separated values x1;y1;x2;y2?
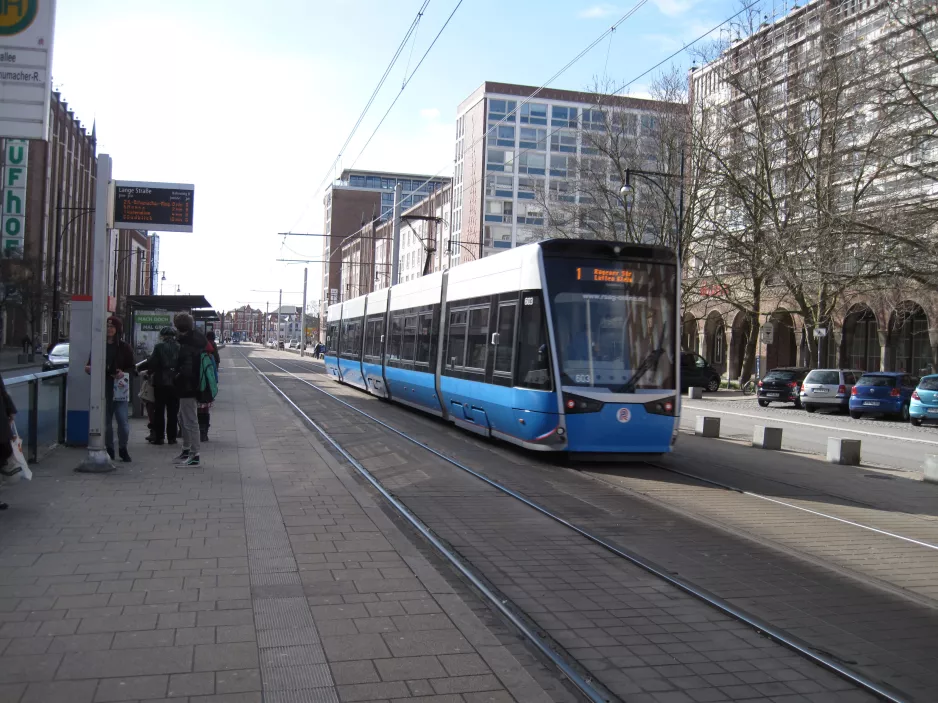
139;339;180;388
0;373;16;464
174;329;208;398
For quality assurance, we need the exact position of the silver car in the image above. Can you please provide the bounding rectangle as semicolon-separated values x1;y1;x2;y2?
800;368;863;413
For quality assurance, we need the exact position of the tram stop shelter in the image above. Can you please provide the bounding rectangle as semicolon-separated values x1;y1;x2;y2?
125;294;213;418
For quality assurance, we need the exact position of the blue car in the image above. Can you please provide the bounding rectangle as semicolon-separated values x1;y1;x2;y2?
849;372;919;421
910;375;938;427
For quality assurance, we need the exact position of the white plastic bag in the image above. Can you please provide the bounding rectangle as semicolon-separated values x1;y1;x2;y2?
113;375;130;402
2;421;32;483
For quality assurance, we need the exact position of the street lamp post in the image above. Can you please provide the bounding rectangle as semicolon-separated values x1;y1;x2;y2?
618;156;685;257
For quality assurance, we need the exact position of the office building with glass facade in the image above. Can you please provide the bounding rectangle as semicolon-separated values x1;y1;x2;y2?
450;82;673;266
321;170;450;330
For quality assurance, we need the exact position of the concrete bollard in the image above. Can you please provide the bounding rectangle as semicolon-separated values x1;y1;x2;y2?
695;416;721;438
827;438;861;466
925;456;938;484
752;425;783;450
687;387;704;399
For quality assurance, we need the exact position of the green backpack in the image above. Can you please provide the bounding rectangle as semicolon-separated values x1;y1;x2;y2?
197;352;218;403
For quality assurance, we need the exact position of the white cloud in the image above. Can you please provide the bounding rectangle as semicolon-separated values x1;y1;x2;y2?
579;4;618;19
651;0;697;17
419;107;441;120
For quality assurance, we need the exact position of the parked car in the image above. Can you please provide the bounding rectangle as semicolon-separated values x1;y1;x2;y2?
757;367;810;408
267;339;276;348
799;368;863;413
680;352;722;392
42;342;69;371
848;372;918;420
909;375;938;427
287;339;298;349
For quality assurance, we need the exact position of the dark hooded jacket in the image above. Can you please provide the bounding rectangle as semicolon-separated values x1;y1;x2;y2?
87;316;135;401
0;373;16;465
174;328;208;398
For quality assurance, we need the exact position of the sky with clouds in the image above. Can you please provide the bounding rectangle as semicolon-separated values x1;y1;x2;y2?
51;0;754;313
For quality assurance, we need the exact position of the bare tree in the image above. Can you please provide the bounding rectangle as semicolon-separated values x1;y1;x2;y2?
535;68;706;307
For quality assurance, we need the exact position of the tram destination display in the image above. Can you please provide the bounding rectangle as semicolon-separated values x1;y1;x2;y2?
575;266;634;284
113;181;194;233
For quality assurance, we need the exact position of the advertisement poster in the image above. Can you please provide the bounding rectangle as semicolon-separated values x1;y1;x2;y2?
133;311;173;362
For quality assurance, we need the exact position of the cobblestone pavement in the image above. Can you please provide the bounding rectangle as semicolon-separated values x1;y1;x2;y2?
0;353;571;703
253;353;878;703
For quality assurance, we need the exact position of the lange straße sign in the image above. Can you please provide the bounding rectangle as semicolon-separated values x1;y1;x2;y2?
113;181;194;233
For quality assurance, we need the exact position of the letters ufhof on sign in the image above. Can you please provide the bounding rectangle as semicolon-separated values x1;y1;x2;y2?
1;138;27;255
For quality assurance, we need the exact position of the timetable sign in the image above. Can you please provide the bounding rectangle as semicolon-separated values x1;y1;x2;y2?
113;180;194;233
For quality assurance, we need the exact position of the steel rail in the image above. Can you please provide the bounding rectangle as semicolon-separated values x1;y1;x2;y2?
241;353;615;703
252;353;910;703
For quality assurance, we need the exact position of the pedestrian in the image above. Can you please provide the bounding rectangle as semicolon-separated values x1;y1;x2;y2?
85;316;135;462
138;327;179;446
199;331;221;442
172;312;207;467
0;371;17;509
21;335;30;355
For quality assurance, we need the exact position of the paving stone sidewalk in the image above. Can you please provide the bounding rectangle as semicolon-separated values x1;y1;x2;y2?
0;357;564;703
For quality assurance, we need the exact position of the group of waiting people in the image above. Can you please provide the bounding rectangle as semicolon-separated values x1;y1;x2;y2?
93;312;218;468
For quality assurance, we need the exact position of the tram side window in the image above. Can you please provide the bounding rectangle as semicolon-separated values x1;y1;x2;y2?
465;307;490;370
341;319;362;359
517;294;552;390
494;302;517;375
447;309;468;368
416;312;433;365
364;317;384;360
401;315;418;362
388;315;403;361
326;322;339;354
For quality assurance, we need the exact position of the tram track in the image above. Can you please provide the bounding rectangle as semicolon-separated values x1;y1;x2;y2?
242;350;929;703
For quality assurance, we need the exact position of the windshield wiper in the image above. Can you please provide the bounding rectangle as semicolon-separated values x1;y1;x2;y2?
616;348;666;394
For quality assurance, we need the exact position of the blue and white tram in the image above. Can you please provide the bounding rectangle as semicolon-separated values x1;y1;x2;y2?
324;239;680;455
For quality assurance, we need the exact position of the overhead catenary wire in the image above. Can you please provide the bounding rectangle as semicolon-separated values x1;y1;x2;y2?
347;0;465;172
369;0;764;230
284;0;432;233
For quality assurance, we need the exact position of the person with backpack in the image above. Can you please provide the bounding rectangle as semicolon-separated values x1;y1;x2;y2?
199;331;221;442
138;327;180;445
172;313;208;467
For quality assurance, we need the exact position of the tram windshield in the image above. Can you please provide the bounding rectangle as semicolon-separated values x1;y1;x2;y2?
545;258;676;392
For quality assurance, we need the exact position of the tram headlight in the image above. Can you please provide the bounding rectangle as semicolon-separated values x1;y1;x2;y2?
562;393;604;414
644;397;676;416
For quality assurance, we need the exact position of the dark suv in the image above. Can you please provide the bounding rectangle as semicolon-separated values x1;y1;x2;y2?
757;367;810;408
680;352;721;392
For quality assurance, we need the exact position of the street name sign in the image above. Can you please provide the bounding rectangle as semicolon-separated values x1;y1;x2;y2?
0;0;56;140
113;181;194;233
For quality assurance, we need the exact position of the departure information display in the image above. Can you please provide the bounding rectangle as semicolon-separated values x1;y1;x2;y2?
575;267;634;284
113;181;194;233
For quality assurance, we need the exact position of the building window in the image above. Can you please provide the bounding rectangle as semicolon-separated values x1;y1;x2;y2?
518;152;546;175
485;200;513;223
493;125;515;148
488;99;517;122
549;154;574;178
551;106;578;127
486;149;514;173
519;127;547;150
517;177;540;200
550;131;577;153
583;109;604;131
520;102;548;125
485;175;514;198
